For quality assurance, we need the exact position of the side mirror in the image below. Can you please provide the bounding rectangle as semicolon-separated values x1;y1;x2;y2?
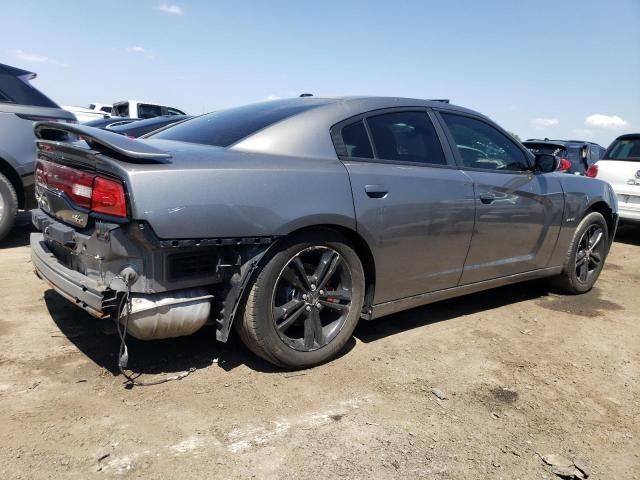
534;153;559;173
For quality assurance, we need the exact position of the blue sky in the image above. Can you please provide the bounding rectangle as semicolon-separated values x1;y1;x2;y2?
1;0;638;146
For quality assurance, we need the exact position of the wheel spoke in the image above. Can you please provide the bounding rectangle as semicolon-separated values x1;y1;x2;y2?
273;298;304;321
310;251;336;285
578;261;588;282
589;230;603;251
319;290;351;301
575;251;587;267
317;254;341;290
292;256;311;290
310;309;325;346
276;303;306;333
590;251;602;266
303;312;314;349
282;266;307;291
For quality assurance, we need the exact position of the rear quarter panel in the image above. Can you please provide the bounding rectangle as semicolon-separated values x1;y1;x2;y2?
112;145;356;239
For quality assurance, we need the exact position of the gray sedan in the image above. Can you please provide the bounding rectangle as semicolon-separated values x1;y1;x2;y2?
30;97;618;369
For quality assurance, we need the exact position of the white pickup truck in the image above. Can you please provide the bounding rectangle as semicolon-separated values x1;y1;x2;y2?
111;100;186;119
590;133;640;222
64;101;187;123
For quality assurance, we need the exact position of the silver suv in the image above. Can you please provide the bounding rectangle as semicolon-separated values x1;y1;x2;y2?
0;63;76;240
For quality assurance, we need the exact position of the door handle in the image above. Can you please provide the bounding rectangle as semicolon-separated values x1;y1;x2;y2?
365;184;388;199
479;192;495;204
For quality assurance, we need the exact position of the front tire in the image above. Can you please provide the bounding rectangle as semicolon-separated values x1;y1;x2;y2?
550;211;609;294
0;173;18;242
236;231;365;369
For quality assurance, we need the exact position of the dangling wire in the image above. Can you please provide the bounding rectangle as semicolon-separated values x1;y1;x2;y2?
114;276;195;387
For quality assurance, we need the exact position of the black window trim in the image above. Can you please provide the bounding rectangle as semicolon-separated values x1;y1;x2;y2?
330;106;458;169
433;109;536;175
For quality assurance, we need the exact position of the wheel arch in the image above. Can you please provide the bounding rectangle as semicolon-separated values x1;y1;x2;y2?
585;200;616;245
0;156;24;208
215;223;377;343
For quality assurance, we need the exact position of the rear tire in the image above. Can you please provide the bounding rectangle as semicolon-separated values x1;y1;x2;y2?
550;212;609;294
236;230;365;369
0;173;18;242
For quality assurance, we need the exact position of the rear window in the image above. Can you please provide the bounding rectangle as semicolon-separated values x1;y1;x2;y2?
0;73;59;107
150;98;333;147
605;137;640;161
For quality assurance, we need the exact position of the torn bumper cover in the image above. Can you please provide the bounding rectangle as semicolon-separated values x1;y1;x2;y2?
31;232;111;318
31;233;214;340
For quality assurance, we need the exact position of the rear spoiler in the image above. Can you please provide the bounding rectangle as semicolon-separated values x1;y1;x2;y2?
34;121;172;162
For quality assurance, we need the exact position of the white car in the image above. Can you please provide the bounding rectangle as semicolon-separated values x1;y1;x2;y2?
61;105;109;123
590;134;640;222
88;102;113;115
111;100;186;119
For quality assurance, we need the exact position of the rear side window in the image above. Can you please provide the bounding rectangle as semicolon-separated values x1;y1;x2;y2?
150;98;333;147
366;111;446;165
166;107;185;116
441;113;529;171
605;138;640;161
341;120;373;158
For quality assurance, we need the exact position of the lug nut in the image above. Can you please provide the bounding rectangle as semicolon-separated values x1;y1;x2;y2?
310;284;316;291
305;305;311;311
319;290;324;295
302;294;307;299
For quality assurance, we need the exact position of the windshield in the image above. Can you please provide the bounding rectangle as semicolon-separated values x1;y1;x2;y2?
605;137;640;161
149;98;333;147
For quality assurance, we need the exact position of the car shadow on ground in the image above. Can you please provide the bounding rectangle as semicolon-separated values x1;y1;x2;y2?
0;212;35;249
355;279;552;344
44;281;548;381
614;222;640;246
44;289;356;380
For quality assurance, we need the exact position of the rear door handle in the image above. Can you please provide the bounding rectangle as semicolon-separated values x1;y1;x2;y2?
479;192;495;204
365;184;388;199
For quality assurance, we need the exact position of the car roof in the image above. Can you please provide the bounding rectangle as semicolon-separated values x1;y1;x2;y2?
524;138;603;147
614;133;640;140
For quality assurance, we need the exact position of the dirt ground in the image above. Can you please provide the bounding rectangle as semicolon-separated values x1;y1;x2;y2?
0;214;638;480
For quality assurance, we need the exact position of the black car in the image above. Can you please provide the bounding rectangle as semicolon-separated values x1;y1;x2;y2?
523;139;605;175
84;117;139;129
107;115;191;138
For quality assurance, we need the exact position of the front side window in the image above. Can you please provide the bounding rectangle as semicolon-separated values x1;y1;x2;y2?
366;111;446;165
113;103;129;117
441;113;530;172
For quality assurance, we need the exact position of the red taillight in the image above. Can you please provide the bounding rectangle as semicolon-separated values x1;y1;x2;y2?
36;160;93;208
91;177;127;217
36;159;127;218
558;158;572;172
586;164;599;178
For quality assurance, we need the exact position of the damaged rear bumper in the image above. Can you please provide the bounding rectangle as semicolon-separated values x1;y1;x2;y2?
31;232;112;318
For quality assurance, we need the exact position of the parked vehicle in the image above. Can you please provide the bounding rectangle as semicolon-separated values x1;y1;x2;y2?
62;105;109;123
84;117;139;129
588;133;640;222
107;115;191;138
523;139;605;175
0;63;76;241
111;100;186;119
88;103;113;115
30;97;618;369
